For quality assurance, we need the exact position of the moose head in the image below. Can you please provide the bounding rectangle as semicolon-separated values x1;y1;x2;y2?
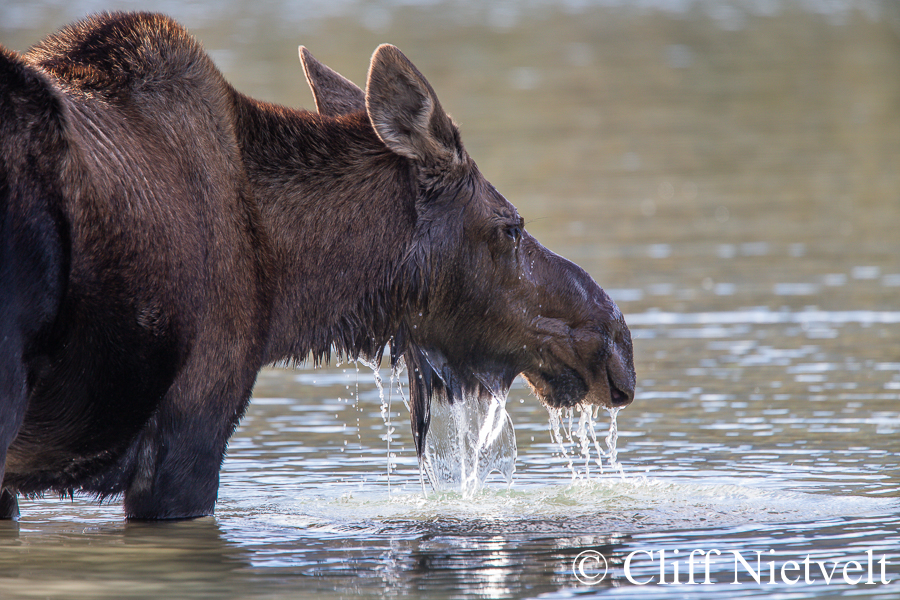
299;45;636;455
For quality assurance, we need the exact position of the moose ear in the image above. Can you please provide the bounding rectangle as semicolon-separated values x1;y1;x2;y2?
299;46;365;116
365;44;463;164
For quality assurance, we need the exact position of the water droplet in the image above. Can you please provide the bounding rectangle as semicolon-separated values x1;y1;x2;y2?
360;355;395;494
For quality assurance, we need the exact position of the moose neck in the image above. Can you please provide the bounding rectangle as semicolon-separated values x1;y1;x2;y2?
232;92;418;366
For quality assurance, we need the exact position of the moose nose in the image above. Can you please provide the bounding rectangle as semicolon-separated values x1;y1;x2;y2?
606;331;635;407
608;370;634;406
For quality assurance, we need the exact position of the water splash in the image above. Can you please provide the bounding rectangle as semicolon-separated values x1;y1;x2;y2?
420;382;517;497
358;351;623;495
548;404;623;479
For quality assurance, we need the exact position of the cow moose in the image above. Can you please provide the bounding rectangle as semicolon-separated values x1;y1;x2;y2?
0;12;635;520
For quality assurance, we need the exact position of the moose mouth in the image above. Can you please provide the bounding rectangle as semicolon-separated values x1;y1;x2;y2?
523;366;634;410
403;334;635;460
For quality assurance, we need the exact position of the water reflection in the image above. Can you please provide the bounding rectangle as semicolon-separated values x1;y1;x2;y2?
0;516;250;599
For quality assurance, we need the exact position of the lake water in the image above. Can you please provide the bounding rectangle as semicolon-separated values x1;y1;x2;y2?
2;1;899;598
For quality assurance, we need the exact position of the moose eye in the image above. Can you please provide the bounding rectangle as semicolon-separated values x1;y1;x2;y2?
505;225;522;242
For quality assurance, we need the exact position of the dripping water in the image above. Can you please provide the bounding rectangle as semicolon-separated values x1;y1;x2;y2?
603;405;623;474
360;356;408;496
547;404;623;480
420;382;517;497
356;353;625;495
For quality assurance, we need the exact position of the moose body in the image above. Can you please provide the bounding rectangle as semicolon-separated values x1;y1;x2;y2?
0;13;634;520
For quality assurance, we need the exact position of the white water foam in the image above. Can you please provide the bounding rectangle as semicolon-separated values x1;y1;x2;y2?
229;476;900;537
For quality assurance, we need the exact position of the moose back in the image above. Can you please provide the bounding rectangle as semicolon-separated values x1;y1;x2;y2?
0;12;635;520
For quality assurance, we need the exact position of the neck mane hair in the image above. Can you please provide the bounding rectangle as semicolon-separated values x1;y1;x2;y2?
230;92;421;367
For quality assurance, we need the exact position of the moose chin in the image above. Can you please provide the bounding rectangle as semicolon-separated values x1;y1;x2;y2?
0;12;635;520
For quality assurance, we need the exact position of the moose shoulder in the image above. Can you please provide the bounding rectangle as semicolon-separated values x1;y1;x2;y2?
0;12;635;520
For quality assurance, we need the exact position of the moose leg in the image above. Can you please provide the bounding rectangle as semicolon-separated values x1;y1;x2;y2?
0;490;19;520
124;412;222;520
123;358;255;520
0;338;28;520
0;360;27;519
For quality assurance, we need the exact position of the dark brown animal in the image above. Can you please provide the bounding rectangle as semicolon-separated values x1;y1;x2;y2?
0;12;635;520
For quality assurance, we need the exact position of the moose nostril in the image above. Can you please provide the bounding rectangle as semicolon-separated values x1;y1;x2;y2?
608;373;633;406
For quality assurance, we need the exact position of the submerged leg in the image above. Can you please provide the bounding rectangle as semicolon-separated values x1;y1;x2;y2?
0;489;19;520
124;412;225;520
0;338;28;521
123;358;256;520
